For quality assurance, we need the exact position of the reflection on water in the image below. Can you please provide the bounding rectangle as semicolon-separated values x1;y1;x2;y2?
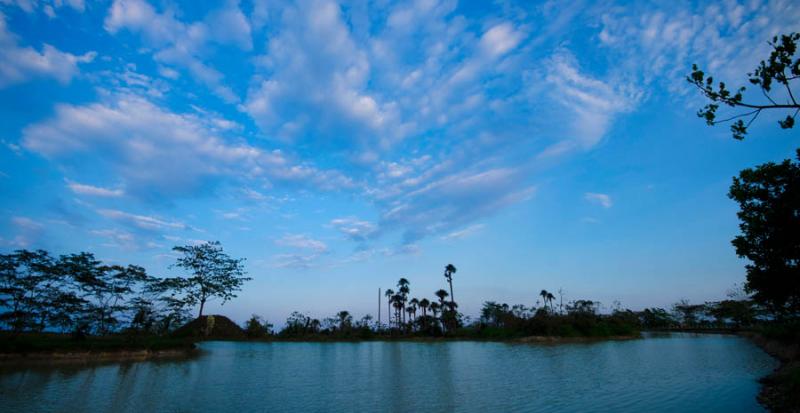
0;333;777;412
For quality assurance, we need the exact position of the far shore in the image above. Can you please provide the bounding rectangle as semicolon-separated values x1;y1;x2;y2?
208;332;644;344
0;347;199;365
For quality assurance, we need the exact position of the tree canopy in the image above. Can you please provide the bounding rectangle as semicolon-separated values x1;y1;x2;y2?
728;150;800;316
165;241;250;318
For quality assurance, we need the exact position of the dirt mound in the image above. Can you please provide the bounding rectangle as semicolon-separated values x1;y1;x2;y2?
172;315;246;340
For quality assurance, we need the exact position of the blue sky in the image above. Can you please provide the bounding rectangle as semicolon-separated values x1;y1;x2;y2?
1;0;798;324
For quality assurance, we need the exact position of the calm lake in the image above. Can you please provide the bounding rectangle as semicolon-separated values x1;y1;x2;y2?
0;333;777;412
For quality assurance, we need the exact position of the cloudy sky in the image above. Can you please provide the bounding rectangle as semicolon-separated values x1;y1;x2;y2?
0;0;798;323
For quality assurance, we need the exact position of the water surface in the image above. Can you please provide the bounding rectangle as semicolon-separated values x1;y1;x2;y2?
0;333;777;412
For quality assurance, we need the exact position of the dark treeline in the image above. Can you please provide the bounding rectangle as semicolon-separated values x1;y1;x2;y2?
271;280;766;340
0;241;248;339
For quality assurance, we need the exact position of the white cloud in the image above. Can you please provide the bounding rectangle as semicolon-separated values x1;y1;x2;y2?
244;0;405;146
104;0;251;102
540;50;641;157
596;1;800;96
22;93;353;197
0;11;95;88
97;208;187;231
275;234;328;253
479;23;523;58
65;179;124;197
1;216;44;247
379;167;535;242
0;0;84;14
584;192;613;208
90;228;154;250
271;253;318;269
329;217;378;241
441;223;485;241
241;188;267;201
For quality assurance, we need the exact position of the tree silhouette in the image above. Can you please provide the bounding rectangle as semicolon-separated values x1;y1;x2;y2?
435;289;449;329
728;150;800;315
167;241;250;318
409;297;419;327
688;33;800;139
539;290;550;312
430;302;441;319
0;250;53;332
392;294;404;326
444;264;457;303
546;292;556;312
397;278;410;326
336;310;352;330
419;298;430;318
435;289;449;309
384;288;394;327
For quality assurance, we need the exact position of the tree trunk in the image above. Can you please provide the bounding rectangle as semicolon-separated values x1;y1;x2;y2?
198;299;206;318
449;281;454;305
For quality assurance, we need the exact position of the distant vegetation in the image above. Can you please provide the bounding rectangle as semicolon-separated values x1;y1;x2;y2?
0;245;795;346
0;242;249;352
270;280;773;341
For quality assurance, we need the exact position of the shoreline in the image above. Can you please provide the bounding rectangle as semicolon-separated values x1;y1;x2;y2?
0;347;199;365
741;332;800;412
231;332;643;344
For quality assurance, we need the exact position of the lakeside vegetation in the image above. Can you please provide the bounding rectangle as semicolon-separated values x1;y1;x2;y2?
0;242;248;354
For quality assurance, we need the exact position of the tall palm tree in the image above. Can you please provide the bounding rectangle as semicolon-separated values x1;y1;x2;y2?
444;264;457;303
398;278;410;325
384;288;394;327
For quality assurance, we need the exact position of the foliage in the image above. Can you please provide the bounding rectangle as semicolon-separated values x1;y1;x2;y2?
0;245;245;337
728;150;800;317
688;33;800;139
470;300;640;338
640;308;676;329
244;314;273;338
163;241;250;318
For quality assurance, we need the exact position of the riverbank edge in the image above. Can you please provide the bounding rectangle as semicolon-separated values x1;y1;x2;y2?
0;346;199;365
741;331;800;412
229;332;643;344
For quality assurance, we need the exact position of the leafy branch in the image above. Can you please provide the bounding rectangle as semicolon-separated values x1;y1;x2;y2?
688;32;800;139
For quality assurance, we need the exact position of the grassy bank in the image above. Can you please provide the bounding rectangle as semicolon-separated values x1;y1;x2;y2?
742;323;800;412
0;332;196;358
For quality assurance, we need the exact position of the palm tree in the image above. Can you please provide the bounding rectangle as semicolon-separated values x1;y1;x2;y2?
419;298;430;318
409;298;419;322
337;310;351;330
384;288;394;327
540;290;549;312
398;278;410;325
444;264;457;303
392;294;404;326
430;302;440;319
435;289;449;309
546;292;556;312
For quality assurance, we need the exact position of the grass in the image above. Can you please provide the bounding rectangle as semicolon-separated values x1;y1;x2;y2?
0;332;195;354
